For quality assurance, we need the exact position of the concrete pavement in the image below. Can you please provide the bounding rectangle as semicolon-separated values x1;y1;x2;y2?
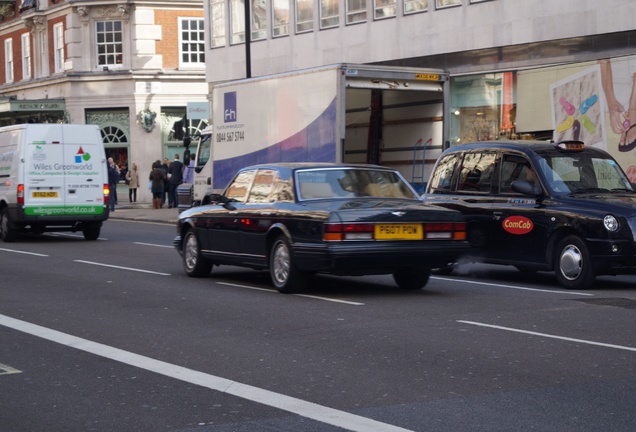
107;202;180;224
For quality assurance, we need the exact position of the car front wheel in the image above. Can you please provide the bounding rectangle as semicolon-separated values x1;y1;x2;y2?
270;235;306;293
183;229;212;277
393;267;431;290
554;235;595;290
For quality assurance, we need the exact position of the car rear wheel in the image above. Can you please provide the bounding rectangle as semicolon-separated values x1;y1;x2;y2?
270;235;307;293
554;235;595;290
393;267;431;290
183;229;212;277
82;222;101;240
0;207;16;243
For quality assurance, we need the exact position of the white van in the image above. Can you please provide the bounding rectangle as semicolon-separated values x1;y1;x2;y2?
0;124;110;242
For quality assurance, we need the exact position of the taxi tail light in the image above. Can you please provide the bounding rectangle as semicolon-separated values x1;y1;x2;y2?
324;223;374;241
424;222;467;240
104;184;110;204
17;184;24;205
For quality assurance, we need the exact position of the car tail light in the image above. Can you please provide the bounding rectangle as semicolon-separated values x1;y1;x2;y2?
424;222;467;240
104;184;110;204
324;223;374;241
17;184;24;205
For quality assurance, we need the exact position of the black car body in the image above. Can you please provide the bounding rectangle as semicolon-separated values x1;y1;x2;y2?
423;140;636;289
174;163;468;292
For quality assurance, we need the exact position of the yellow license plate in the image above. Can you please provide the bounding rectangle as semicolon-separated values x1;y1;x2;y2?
415;73;440;81
375;224;423;240
32;191;58;198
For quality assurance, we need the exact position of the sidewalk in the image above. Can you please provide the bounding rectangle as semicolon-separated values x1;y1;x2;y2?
107;202;180;224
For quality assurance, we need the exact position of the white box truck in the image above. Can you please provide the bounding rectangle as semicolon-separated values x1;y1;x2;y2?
0;124;110;242
182;63;450;207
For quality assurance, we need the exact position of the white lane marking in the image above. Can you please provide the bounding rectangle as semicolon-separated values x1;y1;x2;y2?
0;248;48;257
0;362;22;375
0;314;412;432
48;232;107;240
218;282;365;305
134;242;173;248
432;276;594;296
74;260;171;276
458;320;636;353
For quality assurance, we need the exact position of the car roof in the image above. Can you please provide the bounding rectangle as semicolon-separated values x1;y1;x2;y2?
239;162;391;171
443;140;610;157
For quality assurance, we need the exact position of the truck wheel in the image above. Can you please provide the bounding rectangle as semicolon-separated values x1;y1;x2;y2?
82;222;101;240
270;235;306;293
0;207;16;243
183;229;212;277
554;235;595;290
393;268;431;290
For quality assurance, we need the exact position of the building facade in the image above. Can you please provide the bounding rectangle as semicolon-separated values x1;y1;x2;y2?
203;0;636;182
0;0;207;201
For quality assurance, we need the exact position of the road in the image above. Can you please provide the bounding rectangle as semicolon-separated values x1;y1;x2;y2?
1;218;635;432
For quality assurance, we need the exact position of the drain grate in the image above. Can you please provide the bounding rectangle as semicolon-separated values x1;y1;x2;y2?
574;298;636;310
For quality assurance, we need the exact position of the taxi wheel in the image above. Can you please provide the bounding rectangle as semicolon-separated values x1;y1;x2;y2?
393;268;431;290
554;235;595;290
0;207;16;243
183;229;212;277
270;235;307;294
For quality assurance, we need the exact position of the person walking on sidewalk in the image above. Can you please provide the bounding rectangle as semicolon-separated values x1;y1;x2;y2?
168;154;184;208
126;162;140;203
149;161;166;210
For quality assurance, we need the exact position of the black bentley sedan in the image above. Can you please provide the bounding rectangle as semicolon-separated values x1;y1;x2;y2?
423;140;636;290
174;163;469;293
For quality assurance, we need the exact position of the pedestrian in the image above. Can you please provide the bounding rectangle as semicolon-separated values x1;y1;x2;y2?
107;157;120;212
126;162;139;203
182;153;195;184
168;154;184;208
149;161;166;210
161;157;170;207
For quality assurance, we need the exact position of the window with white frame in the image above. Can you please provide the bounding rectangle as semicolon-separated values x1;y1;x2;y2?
21;33;31;80
404;0;428;14
96;20;123;67
320;0;339;29
39;31;48;78
5;39;13;83
179;18;205;67
296;0;314;33
210;0;226;48
374;0;396;19
251;0;267;40
436;0;461;8
53;22;64;73
230;0;245;44
347;0;367;24
272;0;290;37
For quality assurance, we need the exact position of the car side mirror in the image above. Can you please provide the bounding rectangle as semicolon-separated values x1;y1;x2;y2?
208;193;225;203
511;180;541;196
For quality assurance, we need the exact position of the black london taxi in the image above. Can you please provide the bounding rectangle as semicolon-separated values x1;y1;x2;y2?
423;140;636;290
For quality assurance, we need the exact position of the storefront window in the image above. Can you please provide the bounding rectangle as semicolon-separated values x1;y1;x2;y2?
449;72;517;145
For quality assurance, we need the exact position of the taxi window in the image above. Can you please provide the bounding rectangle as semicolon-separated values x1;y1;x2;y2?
499;154;536;193
247;169;278;203
457;152;496;193
429;154;458;192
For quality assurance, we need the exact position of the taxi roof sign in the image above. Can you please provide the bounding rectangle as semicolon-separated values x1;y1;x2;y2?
555;140;585;151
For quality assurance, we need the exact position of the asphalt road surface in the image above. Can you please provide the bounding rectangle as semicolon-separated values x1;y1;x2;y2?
1;218;635;431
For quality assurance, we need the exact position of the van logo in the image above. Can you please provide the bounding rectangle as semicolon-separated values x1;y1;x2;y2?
502;216;533;235
224;91;237;123
75;146;91;163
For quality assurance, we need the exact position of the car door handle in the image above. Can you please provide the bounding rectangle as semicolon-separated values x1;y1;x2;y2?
493;212;502;221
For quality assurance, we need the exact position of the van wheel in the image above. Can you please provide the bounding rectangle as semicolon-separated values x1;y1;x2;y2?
393;268;431;290
270;235;306;293
183;229;212;277
82;222;101;240
554;235;595;290
0;207;16;243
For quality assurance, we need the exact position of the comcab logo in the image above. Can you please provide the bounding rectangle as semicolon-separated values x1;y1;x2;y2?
502;216;534;235
224;91;237;123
